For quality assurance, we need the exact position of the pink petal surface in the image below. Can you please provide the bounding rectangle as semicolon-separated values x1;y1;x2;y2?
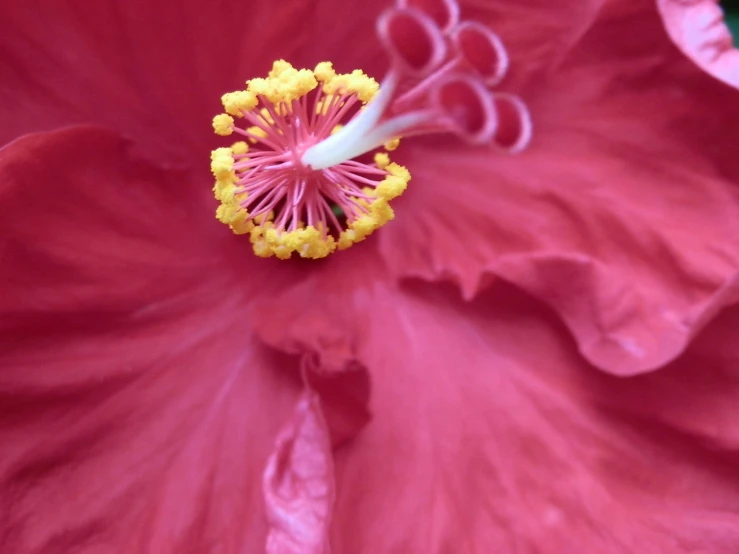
657;0;739;89
0;127;343;553
256;260;739;553
383;0;739;374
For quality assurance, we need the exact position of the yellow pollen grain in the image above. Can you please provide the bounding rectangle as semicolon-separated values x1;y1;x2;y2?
216;203;249;225
268;59;295;78
213;180;237;203
387;162;411;181
384;138;401;151
256;225;338;260
314;61;337;83
375;176;406;200
335;158;409;251
221;90;259;116
374;152;390;169
321;68;379;103
247;60;318;105
212;114;234;136
210;147;235;179
246;126;268;143
231;141;249;155
230;220;254;235
375;162;410;200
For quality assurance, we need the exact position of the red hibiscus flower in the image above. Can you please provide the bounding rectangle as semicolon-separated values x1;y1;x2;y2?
1;0;739;553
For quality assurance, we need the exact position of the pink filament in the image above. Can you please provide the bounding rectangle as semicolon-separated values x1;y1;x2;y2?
231;90;390;234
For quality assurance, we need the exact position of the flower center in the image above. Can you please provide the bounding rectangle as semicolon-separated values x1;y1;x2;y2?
211;0;531;260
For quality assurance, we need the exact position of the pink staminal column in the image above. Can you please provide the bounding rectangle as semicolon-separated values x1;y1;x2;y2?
301;0;532;170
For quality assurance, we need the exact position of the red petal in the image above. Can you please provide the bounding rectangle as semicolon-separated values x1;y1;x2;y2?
0;127;305;552
264;392;334;554
0;0;386;161
0;126;223;324
459;0;604;88
381;1;739;374
302;354;372;449
254;251;374;449
657;0;739;89
0;306;304;552
253;265;739;552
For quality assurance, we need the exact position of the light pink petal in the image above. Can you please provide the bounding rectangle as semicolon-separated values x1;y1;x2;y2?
657;0;739;89
381;0;739;374
264;392;334;554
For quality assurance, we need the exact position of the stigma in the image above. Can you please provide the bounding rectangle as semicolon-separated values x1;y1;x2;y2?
211;0;531;260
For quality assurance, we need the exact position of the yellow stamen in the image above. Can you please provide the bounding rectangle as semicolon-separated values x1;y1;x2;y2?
231;141;249;155
314;61;337;83
374;152;390;169
211;60;412;260
221;90;259;116
320;68;379;104
375;163;410;200
210;147;235;179
212;114;234;136
384;138;401;151
247;60;318;105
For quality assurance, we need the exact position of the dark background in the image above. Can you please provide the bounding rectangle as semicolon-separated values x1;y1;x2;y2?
726;0;739;38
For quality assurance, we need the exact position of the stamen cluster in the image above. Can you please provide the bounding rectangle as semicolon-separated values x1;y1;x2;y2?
211;61;411;259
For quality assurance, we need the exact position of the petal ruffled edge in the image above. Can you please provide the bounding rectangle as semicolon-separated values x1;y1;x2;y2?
251;262;739;553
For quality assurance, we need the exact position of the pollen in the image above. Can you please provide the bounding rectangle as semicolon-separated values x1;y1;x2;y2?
375;163;409;200
221;91;258;116
320;68;379;103
210;60;410;260
212;114;234;136
384;138;400;151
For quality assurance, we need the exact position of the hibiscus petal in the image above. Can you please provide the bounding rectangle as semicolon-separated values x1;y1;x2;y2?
382;1;739;374
255;256;373;449
0;127;304;553
0;0;386;161
0;126;222;321
256;326;371;554
257;266;739;552
657;0;739;89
